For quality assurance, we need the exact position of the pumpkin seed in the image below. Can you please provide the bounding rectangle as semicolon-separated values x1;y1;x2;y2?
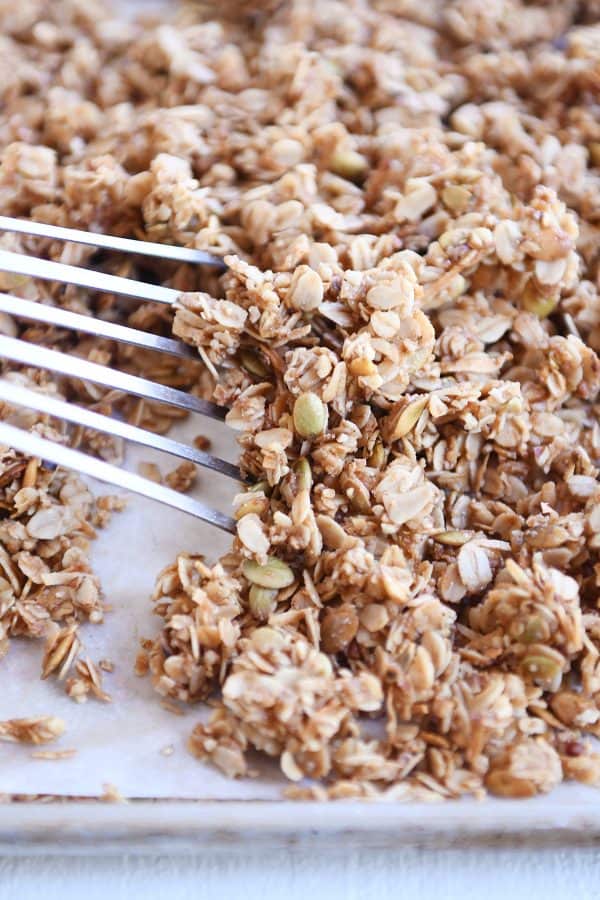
294;457;312;491
248;585;278;622
388;395;428;441
240;349;269;377
242;556;295;589
293;392;327;438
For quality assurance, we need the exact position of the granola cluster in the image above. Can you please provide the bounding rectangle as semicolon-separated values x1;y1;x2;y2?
1;0;600;798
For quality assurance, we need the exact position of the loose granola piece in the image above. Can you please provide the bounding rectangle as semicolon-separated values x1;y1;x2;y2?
165;462;197;493
0;716;65;745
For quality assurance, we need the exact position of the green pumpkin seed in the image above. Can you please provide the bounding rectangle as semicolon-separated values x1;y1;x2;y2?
293;392;327;438
294;457;312;491
243;556;295;589
248;585;278;622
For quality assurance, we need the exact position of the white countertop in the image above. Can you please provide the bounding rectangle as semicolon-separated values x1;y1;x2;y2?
2;846;600;900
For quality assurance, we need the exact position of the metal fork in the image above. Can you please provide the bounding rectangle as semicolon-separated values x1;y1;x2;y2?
0;216;240;533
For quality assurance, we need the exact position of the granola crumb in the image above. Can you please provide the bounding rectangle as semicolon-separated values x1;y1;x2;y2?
0;716;65;745
100;783;127;804
138;462;163;484
31;749;77;761
165;462;198;493
193;435;212;452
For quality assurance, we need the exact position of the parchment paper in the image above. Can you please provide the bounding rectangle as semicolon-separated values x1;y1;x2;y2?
0;416;283;799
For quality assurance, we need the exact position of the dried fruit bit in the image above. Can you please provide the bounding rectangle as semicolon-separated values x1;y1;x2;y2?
243;556;295;589
321;604;359;653
287;266;323;312
248;585;278;621
293;392;327;438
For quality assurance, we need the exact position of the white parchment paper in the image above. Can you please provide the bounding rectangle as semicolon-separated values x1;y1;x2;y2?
0;416;282;798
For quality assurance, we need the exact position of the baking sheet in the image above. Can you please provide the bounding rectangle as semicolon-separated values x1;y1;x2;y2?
0;416;281;799
1;0;598;816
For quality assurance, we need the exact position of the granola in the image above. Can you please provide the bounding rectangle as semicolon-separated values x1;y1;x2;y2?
0;0;600;801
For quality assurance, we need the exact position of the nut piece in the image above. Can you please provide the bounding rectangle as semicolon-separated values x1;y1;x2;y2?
321;604;359;654
242;556;295;589
293;392;327;438
248;585;278;621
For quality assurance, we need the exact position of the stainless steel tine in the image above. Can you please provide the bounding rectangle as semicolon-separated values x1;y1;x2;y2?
0;292;195;360
0;249;180;305
0;216;226;268
0;379;241;481
0;420;236;533
0;334;227;420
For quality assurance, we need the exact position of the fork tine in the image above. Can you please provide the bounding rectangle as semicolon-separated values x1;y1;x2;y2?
0;379;242;481
0;216;226;268
0;420;236;532
0;292;196;360
0;334;227;421
0;249;180;305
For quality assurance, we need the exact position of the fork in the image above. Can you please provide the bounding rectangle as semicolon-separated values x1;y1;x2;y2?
0;215;240;533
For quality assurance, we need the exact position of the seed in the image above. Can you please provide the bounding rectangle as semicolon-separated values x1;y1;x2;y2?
321;604;359;654
520;653;563;688
235;496;268;519
240;349;269;377
248;585;278;622
242;556;295;589
590;142;600;167
368;440;386;468
433;530;472;546
249;480;270;494
294;457;312;491
522;283;559;318
293;392;327;438
329;148;368;180
519;615;550;644
287;266;323;312
387;395;428;441
22;458;39;488
252;626;285;653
